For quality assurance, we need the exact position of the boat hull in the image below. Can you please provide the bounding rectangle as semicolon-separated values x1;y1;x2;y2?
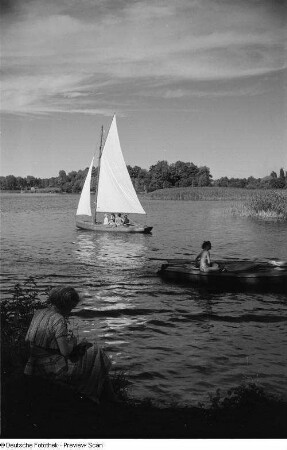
158;260;287;292
76;220;153;234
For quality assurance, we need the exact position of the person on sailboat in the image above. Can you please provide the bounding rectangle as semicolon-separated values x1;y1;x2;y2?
195;241;219;272
103;214;109;225
115;213;124;226
123;214;130;226
24;286;118;404
109;213;116;225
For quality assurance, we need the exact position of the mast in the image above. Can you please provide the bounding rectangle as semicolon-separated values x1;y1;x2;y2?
93;125;104;224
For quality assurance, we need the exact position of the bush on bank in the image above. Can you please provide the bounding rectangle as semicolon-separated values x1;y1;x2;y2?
1;277;49;375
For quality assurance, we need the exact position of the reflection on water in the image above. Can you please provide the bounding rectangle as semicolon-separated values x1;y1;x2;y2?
74;231;147;269
1;194;287;406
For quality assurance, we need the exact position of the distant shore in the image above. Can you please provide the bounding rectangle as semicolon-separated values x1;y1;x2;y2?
147;186;287;201
2;187;286;220
2;186;287;201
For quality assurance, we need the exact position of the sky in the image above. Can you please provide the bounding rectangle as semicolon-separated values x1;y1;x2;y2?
1;0;286;179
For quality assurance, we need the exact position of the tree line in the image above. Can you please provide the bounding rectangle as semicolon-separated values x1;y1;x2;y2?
0;161;286;192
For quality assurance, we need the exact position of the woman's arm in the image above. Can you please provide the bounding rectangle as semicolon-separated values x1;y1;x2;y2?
57;335;77;357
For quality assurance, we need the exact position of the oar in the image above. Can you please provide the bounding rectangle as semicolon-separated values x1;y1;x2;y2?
253;257;287;267
148;257;192;263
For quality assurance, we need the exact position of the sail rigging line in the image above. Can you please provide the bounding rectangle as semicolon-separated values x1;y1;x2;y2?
93;114;116;223
93;125;104;224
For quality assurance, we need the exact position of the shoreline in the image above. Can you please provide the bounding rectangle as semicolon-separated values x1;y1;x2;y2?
2;371;287;439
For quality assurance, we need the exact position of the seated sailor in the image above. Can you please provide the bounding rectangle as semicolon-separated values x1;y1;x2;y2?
103;214;109;225
109;213;116;225
115;213;124;226
123;214;130;226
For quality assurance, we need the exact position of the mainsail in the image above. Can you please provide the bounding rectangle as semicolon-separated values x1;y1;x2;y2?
76;157;94;216
76;115;146;218
96;116;145;214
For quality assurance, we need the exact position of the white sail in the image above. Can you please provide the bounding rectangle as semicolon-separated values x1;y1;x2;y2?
76;157;94;216
96;116;146;214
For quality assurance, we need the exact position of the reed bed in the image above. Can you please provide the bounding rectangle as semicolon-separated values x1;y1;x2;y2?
147;187;276;201
231;190;287;221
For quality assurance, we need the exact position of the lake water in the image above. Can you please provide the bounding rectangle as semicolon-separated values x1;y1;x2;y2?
1;193;287;406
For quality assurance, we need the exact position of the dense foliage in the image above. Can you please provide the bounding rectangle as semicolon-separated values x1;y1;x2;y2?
1;278;49;374
0;162;286;193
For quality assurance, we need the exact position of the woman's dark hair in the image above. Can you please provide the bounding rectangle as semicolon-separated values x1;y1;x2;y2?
202;240;211;249
48;286;80;314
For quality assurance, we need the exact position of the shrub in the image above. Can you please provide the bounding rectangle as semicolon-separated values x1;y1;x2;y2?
208;383;274;410
1;277;49;375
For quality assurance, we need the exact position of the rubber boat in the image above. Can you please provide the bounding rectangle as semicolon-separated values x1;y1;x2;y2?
158;259;287;291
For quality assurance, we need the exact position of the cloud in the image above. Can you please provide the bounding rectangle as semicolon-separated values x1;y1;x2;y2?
1;0;286;115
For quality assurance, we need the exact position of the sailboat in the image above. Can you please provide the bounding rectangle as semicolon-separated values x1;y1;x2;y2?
76;115;153;234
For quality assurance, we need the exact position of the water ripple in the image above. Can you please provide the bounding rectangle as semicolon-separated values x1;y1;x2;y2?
1;194;287;405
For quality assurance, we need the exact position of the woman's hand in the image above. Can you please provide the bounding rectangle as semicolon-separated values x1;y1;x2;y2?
78;339;93;350
68;335;78;347
57;335;77;357
68;340;93;361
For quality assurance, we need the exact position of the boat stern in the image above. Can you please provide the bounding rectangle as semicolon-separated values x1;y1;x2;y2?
143;226;153;234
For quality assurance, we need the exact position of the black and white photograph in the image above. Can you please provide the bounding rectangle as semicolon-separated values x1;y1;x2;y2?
1;0;287;444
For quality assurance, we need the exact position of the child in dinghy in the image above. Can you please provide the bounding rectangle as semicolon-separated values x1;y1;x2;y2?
195;241;220;272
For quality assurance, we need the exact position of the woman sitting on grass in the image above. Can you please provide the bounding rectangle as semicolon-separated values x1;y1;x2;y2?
195;241;219;272
24;286;117;403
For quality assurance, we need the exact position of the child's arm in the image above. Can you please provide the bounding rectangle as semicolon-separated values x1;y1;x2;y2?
195;251;202;262
206;251;211;266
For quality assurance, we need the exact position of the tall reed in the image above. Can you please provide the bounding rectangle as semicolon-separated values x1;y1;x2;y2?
147;187;283;201
233;191;287;220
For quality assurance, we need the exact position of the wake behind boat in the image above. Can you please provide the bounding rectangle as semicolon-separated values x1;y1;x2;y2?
76;115;153;234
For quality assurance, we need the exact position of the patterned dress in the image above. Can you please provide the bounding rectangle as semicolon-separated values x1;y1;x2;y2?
24;307;112;403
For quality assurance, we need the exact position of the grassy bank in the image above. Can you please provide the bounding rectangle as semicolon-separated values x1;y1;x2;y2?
3;373;287;438
2;279;287;438
231;190;287;221
146;186;285;201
